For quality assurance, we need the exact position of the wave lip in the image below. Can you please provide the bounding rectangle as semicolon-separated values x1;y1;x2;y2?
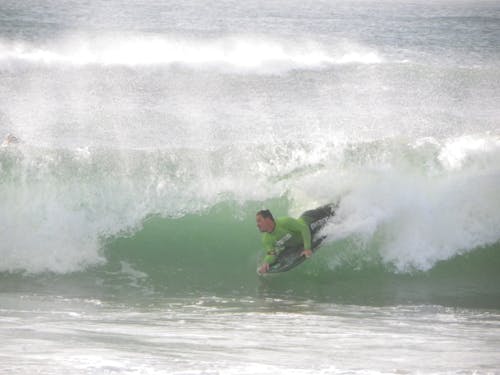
0;35;383;72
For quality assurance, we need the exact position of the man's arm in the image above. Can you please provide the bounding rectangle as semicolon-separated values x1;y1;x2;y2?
281;217;312;258
263;253;277;265
280;217;312;250
258;236;277;274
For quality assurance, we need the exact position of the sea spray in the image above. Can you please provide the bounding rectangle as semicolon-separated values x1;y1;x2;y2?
0;35;383;71
1;136;499;275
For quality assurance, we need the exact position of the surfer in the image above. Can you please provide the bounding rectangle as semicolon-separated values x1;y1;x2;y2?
256;204;336;274
1;133;20;147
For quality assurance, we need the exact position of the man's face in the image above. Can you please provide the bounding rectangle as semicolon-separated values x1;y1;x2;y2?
256;214;273;233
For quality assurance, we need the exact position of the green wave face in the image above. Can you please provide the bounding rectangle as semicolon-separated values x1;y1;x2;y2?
1;138;499;309
101;202;500;308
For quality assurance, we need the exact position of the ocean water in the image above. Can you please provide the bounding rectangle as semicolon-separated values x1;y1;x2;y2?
1;0;500;373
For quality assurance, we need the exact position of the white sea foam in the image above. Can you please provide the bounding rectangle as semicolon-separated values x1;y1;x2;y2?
0;35;383;72
319;135;500;272
0;145;277;273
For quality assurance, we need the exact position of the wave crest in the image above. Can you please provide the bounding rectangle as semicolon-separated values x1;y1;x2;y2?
0;35;383;72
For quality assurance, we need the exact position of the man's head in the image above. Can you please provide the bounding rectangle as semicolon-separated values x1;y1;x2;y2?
256;209;275;233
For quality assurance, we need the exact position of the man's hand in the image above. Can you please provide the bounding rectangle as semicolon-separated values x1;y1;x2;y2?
258;263;270;274
300;249;313;258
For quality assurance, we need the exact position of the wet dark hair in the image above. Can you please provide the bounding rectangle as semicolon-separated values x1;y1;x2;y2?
256;209;274;221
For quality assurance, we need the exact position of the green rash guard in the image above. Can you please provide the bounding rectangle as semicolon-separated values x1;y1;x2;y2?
262;217;312;265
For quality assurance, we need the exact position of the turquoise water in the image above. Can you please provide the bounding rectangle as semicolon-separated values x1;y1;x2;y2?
1;0;500;373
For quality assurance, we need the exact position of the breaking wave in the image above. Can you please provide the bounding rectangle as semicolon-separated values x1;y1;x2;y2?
0;34;383;73
1;134;499;276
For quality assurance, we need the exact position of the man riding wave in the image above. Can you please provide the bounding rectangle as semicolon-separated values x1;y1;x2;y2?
256;204;336;274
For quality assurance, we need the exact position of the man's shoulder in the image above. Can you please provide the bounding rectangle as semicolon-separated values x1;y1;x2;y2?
276;216;302;226
276;216;295;224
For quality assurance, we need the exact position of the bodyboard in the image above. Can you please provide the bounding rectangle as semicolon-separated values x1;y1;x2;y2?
266;237;325;273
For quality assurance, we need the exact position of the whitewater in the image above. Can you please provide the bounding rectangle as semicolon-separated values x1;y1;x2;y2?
1;0;500;374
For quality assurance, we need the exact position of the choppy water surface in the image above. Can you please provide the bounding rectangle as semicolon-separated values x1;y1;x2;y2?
1;294;500;374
